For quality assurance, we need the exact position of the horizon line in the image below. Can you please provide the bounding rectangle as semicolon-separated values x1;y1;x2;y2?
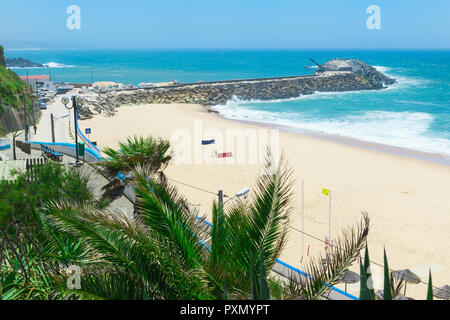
4;47;450;51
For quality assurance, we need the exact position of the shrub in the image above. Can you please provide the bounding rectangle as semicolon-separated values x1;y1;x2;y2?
0;162;92;227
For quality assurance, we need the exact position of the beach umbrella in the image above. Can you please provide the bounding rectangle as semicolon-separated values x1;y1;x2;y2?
433;285;450;300
340;269;359;292
375;290;414;300
392;269;421;296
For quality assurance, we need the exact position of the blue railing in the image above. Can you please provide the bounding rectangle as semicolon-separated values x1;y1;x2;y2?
26;141;104;161
75;116;101;153
274;258;359;300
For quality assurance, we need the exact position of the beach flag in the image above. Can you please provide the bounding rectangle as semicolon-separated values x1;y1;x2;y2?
322;187;332;247
325;238;334;256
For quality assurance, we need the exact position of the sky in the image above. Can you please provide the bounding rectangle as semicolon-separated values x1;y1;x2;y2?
0;0;449;49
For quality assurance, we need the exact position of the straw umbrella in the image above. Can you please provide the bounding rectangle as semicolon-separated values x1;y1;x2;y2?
375;290;414;300
340;269;359;292
433;285;450;300
392;269;421;296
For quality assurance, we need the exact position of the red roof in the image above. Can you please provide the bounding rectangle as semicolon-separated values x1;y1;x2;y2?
19;75;50;81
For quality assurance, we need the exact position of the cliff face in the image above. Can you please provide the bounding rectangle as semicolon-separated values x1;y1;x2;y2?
0;44;40;135
78;59;396;119
0;105;41;135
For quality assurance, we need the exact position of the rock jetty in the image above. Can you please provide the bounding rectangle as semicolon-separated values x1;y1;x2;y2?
77;59;396;119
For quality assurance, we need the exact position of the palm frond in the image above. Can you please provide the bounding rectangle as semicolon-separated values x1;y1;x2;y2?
132;165;209;269
287;213;370;300
234;149;294;275
98;135;172;180
37;201;211;299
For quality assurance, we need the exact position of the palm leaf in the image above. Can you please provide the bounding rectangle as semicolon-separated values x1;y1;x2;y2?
232;149;294;278
132;166;209;270
38;201;211;299
288;213;369;300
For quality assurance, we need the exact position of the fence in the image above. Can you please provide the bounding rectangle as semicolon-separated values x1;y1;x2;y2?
25;158;47;182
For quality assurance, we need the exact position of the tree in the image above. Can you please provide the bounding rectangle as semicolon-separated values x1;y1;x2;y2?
97;135;172;201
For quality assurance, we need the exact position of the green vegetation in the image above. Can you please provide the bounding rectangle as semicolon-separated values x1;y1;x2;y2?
0;64;31;110
0;45;5;67
0;162;92;227
0;135;438;300
359;246;435;300
97;135;171;200
0;43;34;130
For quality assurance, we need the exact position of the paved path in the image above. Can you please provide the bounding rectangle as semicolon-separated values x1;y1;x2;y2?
0;92;77;161
32;95;74;144
0;159;27;180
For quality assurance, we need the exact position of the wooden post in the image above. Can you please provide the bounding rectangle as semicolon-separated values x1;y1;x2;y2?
12;133;16;160
301;180;304;261
23;93;28;141
51;113;55;142
218;190;223;208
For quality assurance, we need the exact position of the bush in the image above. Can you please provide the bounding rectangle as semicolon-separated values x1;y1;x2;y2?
0;162;93;226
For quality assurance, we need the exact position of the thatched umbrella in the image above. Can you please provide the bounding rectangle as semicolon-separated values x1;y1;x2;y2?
433;285;450;300
340;269;359;292
392;269;421;296
375;290;414;300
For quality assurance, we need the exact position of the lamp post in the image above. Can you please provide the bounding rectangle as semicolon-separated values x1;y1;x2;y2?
61;95;84;164
218;187;251;207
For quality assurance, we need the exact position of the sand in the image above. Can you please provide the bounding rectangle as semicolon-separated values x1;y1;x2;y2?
79;103;450;299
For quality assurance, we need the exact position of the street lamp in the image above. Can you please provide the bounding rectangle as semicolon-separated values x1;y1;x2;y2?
61;95;85;164
219;187;251;207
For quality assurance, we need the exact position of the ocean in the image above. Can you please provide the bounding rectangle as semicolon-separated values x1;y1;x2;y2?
7;49;450;159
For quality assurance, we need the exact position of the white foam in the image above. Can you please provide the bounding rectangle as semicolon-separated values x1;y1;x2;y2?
213;65;431;110
43;62;77;68
214;100;450;156
7;62;77;69
373;65;392;73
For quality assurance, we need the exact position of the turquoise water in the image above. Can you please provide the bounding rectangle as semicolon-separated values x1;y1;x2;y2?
7;49;450;158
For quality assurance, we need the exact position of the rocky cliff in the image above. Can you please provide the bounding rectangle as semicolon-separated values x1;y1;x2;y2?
78;59;396;119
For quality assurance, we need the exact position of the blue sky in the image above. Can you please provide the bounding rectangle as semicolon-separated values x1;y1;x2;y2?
1;0;449;49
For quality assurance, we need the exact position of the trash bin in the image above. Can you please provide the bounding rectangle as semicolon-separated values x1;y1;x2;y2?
78;142;85;157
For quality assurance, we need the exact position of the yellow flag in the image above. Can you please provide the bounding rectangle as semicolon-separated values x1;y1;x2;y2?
322;188;330;196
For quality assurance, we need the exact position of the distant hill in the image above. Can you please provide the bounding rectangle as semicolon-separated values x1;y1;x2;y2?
6;57;45;68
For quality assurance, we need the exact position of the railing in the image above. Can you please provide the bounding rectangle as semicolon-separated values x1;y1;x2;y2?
26;141;104;163
75;116;101;153
25;158;47;182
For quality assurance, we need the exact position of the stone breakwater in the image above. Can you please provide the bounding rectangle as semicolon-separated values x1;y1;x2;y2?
78;60;396;119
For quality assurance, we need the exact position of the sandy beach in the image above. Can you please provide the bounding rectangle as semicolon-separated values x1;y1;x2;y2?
79;102;450;299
